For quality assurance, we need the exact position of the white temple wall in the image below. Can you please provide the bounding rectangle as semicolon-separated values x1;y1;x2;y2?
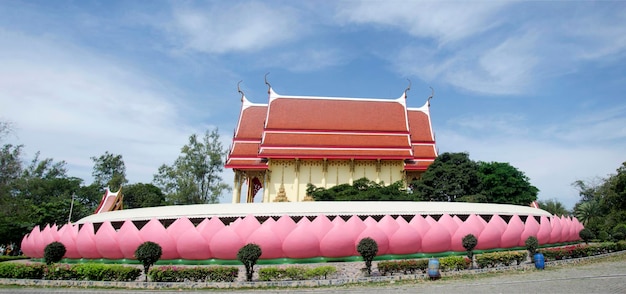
265;159;405;202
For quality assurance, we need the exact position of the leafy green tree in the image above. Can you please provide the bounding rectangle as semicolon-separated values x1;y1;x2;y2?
91;152;127;191
237;243;262;282
44;242;66;265
579;228;595;244
123;183;165;209
462;234;477;268
413;152;481;202
538;198;570;216
478;161;538;206
124;183;165;209
153;129;230;204
135;241;162;282
574;200;602;228
307;178;413;201
357;237;378;276
525;236;539;262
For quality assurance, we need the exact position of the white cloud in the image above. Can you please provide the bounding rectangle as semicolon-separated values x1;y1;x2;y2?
0;30;205;185
337;1;626;96
164;1;303;54
436;104;625;210
335;1;509;44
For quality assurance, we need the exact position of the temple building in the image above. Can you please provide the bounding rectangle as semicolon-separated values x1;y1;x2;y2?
225;85;438;203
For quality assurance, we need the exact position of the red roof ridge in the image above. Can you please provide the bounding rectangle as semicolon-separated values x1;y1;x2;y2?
269;87;408;104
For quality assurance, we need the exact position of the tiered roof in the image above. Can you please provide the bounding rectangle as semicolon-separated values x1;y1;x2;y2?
225;87;437;170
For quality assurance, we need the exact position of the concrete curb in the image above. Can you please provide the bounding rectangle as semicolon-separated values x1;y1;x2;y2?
1;251;624;290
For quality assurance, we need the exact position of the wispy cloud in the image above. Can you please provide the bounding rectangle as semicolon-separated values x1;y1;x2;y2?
162;1;303;54
0;29;204;183
336;1;626;96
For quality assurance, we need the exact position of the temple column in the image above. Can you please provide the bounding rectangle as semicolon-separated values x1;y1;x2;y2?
232;171;242;204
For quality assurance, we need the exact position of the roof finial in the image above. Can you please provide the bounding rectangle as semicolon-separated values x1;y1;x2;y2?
404;79;411;99
427;86;435;106
237;80;244;102
264;72;272;94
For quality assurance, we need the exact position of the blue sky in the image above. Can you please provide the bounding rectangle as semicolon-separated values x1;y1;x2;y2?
1;1;625;209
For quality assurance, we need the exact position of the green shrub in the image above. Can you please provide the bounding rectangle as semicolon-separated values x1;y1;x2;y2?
73;263;141;281
305;266;336;280
475;251;528;268
258;266;337;281
237;243;262;282
579;228;595;244
462;234;478;268
357;237;378;276
378;259;429;275
612;224;626;241
0;263;45;279
135;241;162;282
258;267;284;281
439;256;470;271
44;264;78;280
148;266;238;283
44;242;66;265
525;236;539;261
598;231;610;242
283;266;307;280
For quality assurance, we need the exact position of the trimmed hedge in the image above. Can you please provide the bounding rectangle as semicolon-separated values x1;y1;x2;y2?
439;256;471;271
475;251;527;268
148;266;238;282
0;262;140;281
258;266;337;281
0;263;45;279
378;259;429;275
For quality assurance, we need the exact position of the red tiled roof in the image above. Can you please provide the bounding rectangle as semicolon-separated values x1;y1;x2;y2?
225;88;438;171
265;96;408;132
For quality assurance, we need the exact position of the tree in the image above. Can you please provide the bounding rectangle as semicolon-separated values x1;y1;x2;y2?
91;152;127;191
237;243;262;282
478;161;538;206
538;198;570;216
579;228;595;244
525;236;539;262
153;129;230;204
123;183;165;209
574;200;602;227
462;234;477;269
307;178;414;201
356;237;378;276
413;152;481;202
135;241;162;282
44;242;66;265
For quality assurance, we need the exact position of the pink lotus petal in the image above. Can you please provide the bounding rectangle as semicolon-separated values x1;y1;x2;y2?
140;218;178;259
450;214;484;251
197;217;225;243
95;221;123;259
501;215;524;248
388;221;421;254
233;215;261;240
75;223;101;259
283;221;320;259
247;224;284;259
167;217;196;242
177;227;211;260
537;216;552;245
421;220;451;253
117;221;144;259
476;215;505;250
209;227;244;259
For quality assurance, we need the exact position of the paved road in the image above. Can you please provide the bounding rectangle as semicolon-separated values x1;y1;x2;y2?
2;256;625;293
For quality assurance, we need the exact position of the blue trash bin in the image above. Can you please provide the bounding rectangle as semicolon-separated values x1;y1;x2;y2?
428;258;441;279
534;253;545;269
